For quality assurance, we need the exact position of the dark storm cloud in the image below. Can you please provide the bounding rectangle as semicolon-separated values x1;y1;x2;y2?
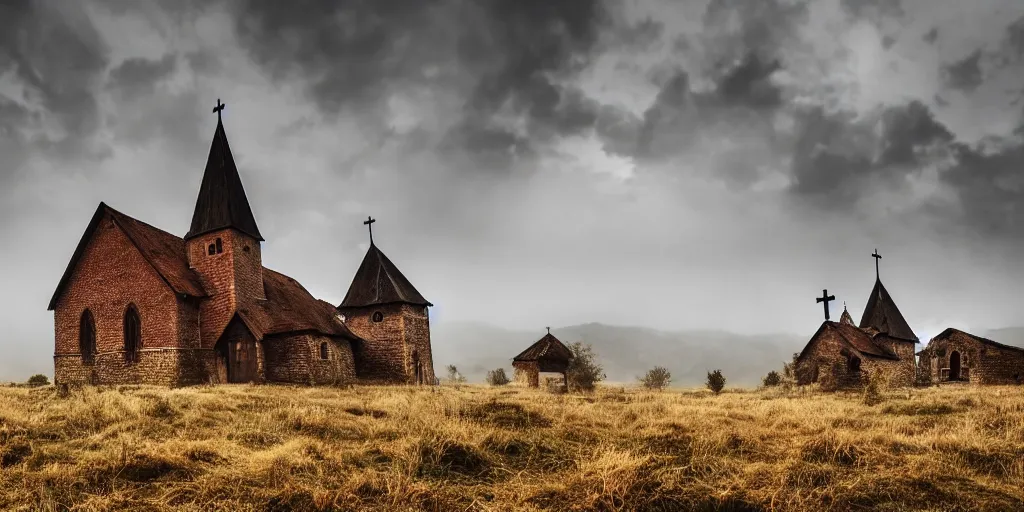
0;1;109;174
839;0;905;20
108;54;177;101
231;0;623;173
789;101;953;203
940;136;1024;239
923;27;939;45
942;50;984;93
714;53;784;110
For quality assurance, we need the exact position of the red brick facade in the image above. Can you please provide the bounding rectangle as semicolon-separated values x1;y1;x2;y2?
186;229;265;349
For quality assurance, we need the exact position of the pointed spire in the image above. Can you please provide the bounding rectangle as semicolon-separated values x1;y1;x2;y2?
339;243;431;308
859;278;917;341
839;303;855;326
185;101;263;241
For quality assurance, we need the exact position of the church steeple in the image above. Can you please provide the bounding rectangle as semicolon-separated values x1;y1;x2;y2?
185;100;263;241
859;278;918;341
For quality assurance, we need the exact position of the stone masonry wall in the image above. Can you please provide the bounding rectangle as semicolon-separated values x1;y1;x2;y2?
920;332;1024;385
53;213;189;386
400;304;436;385
798;324;913;388
186;228;264;348
262;334;357;385
339;303;409;383
512;362;540;388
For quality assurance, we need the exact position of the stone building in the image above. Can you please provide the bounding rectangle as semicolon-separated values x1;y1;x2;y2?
512;329;573;388
48;104;434;387
917;329;1024;385
796;276;919;388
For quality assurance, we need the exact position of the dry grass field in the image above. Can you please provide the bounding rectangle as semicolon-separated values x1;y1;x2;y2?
0;383;1022;511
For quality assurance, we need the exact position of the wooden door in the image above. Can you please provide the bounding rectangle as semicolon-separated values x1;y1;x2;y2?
228;339;257;383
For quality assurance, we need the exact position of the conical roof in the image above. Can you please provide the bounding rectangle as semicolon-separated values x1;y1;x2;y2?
185;116;263;241
338;243;431;308
859;278;918;341
839;306;855;326
512;332;573;363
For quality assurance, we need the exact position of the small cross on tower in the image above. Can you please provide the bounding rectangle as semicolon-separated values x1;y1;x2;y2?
212;98;226;120
363;216;376;244
546;327;550;335
816;289;836;321
872;249;882;280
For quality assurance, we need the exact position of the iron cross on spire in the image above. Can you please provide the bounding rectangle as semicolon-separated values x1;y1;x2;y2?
363;216;376;244
212;98;226;120
816;289;836;321
546;327;550;335
872;249;882;280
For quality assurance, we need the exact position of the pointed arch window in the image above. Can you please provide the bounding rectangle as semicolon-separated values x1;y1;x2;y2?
372;311;384;323
319;342;329;360
79;310;96;364
124;305;142;364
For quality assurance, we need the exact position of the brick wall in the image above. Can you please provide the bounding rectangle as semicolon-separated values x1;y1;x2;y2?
797;324;913;388
186;229;264;348
340;303;413;383
262;334;356;385
400;304;436;385
53;213;190;386
919;332;1024;385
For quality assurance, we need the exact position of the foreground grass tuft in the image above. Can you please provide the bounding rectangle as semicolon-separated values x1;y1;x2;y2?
0;384;1021;510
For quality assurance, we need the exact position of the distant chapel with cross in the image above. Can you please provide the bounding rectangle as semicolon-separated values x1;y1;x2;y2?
48;100;435;386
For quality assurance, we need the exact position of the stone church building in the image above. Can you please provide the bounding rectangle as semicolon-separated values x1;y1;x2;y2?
48;105;435;387
796;274;919;388
917;329;1024;385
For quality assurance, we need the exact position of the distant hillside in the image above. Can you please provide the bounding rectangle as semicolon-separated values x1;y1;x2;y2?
430;321;805;387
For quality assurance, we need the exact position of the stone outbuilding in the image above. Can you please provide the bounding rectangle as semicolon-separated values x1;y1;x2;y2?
796;276;919;388
916;328;1024;385
512;329;573;389
48;102;434;387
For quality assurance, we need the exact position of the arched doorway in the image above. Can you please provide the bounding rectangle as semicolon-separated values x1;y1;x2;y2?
949;351;961;381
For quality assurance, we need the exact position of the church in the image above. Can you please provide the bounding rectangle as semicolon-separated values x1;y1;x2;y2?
795;252;919;388
47;101;435;387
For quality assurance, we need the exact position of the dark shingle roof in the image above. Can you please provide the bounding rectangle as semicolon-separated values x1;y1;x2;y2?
338;243;431;308
184;117;263;241
859;278;918;342
239;268;363;341
917;328;1024;356
48;203;208;310
512;333;574;363
798;321;900;362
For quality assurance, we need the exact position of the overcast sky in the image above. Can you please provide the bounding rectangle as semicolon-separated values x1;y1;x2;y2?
3;0;1024;379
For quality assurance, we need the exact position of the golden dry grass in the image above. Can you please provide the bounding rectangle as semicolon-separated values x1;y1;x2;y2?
0;383;1022;511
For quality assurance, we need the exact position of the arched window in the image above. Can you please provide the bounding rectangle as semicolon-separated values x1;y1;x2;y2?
79;310;96;364
319;342;329;360
208;243;216;255
372;311;384;323
215;238;223;254
848;355;861;373
124;305;141;364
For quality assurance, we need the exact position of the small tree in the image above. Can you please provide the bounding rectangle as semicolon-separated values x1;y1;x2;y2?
762;370;782;387
445;365;466;384
639;366;672;391
27;374;49;387
486;368;510;386
706;369;726;394
565;342;605;393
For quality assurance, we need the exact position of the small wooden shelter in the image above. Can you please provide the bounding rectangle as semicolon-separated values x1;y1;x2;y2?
512;328;573;389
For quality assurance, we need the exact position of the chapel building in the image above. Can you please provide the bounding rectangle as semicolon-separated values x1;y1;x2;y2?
48;103;434;387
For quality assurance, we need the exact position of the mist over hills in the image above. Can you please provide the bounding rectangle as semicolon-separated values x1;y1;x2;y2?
430;322;807;387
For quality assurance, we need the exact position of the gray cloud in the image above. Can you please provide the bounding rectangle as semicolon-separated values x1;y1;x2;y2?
942;50;984;93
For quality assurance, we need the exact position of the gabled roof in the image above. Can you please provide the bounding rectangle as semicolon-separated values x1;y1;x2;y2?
184;117;263;241
916;328;1024;356
338;243;431;308
512;333;574;363
798;321;899;362
48;203;208;310
239;268;363;341
859;278;918;342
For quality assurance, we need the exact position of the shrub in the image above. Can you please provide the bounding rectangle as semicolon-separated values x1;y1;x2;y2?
762;371;782;387
486;368;510;386
446;365;466;384
27;374;49;387
863;369;884;406
565;342;605;393
706;369;726;394
639;366;672;391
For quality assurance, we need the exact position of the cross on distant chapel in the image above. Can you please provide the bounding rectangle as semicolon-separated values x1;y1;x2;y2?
212;98;225;119
816;289;836;321
363;216;376;244
872;249;882;279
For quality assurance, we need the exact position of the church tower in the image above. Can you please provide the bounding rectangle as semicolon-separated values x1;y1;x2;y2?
338;217;434;385
185;100;265;347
